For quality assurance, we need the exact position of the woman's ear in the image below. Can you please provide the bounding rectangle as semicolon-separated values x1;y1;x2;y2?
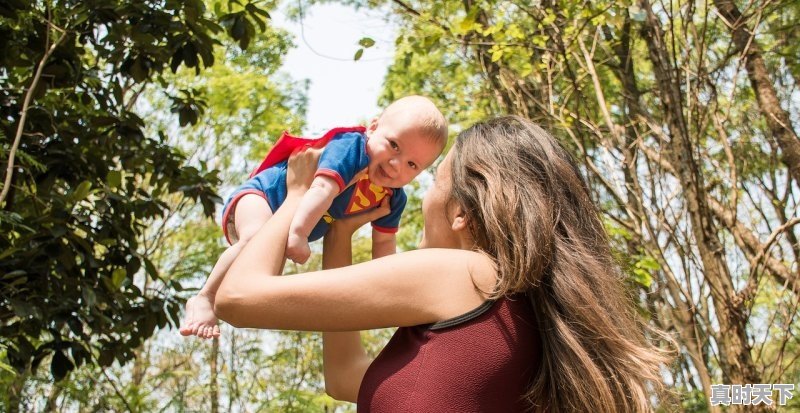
451;205;468;232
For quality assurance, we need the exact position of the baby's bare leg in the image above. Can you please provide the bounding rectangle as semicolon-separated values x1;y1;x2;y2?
180;194;272;338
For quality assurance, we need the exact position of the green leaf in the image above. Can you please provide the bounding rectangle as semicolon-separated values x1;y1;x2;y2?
130;56;148;82
182;42;199;68
10;298;35;318
82;287;96;307
126;256;141;275
354;48;364;61
491;47;504;62
3;269;26;278
358;37;375;48
106;170;122;188
252;7;270;20
143;256;159;279
0;247;20;260
637;256;661;271
51;350;74;381
632;268;653;288
71;181;92;202
231;14;246;39
98;350;114;367
112;268;126;290
246;4;267;32
542;11;556;26
454;15;478;35
0;360;15;375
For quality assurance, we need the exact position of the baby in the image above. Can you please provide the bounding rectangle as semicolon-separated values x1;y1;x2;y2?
180;95;448;338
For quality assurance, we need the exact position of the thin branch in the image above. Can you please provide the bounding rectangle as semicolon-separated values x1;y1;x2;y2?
0;23;69;206
391;0;452;35
98;362;135;412
747;216;800;282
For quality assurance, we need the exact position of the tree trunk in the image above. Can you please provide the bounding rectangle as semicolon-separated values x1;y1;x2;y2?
604;20;718;410
714;0;800;185
464;0;516;114
132;348;144;386
210;337;219;413
44;382;62;412
639;0;762;401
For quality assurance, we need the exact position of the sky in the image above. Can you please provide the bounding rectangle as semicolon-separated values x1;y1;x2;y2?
272;2;398;134
270;2;435;202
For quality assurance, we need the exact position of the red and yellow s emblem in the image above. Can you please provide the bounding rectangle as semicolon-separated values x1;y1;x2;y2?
345;176;390;214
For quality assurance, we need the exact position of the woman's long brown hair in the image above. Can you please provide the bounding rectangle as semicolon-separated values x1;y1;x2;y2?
449;116;673;412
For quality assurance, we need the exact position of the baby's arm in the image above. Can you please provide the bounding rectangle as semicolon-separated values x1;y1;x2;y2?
286;175;339;263
371;229;397;259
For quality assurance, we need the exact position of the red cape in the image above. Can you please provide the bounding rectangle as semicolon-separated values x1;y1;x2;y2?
249;126;367;178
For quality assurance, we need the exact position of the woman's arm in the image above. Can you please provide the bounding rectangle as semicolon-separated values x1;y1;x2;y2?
214;149;496;332
321;209;385;402
371;229;396;259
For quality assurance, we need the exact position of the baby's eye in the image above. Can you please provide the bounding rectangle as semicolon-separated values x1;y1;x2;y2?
390;141;399;151
408;162;418;170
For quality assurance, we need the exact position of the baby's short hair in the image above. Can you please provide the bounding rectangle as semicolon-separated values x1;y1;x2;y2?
382;95;448;149
414;108;449;148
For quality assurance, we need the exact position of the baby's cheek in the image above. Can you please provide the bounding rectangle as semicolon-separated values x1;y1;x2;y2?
405;170;424;184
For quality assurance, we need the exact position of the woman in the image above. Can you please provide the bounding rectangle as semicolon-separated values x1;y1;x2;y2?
215;116;671;412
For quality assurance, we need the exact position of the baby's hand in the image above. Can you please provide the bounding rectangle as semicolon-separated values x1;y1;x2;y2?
286;232;311;264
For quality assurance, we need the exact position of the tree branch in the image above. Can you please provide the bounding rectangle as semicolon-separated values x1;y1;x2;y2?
0;24;69;206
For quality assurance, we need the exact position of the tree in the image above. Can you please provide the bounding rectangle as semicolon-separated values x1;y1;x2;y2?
0;0;276;402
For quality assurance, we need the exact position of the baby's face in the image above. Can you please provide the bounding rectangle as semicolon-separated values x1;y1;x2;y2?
365;117;442;188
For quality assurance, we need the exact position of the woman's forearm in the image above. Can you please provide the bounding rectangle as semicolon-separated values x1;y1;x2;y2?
371;230;397;260
214;192;302;326
321;225;371;402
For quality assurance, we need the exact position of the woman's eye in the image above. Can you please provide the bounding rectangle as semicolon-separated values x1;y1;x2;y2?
390;141;399;150
408;162;417;170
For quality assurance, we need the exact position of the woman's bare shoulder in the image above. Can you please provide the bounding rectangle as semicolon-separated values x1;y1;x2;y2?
392;248;498;298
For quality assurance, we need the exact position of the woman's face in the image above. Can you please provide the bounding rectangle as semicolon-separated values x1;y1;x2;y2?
419;149;462;249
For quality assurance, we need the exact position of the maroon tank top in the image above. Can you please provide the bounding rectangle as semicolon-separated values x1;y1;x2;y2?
357;295;540;412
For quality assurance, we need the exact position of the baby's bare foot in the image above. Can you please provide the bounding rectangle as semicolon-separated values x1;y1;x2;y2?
180;294;220;339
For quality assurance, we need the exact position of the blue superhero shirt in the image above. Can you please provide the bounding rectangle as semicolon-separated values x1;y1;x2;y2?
222;130;407;244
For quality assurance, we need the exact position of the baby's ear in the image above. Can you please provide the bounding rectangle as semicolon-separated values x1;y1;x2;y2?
367;117;379;132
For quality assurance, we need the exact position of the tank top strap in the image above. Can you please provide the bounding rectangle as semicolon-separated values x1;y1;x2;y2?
429;300;496;330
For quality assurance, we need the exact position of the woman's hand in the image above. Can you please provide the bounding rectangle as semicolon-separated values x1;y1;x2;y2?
327;197;391;241
286;146;322;195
